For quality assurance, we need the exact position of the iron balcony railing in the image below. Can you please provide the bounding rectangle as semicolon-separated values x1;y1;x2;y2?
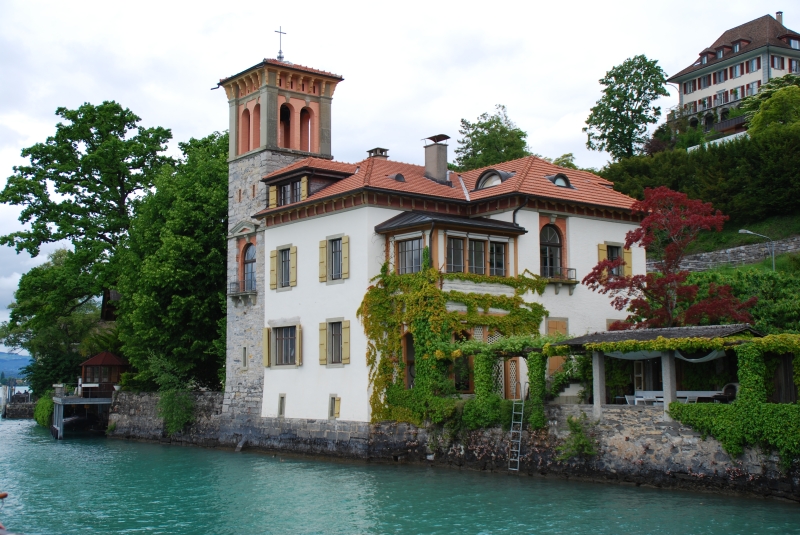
540;266;577;280
228;279;257;294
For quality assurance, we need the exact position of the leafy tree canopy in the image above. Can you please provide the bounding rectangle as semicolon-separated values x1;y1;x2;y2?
0;101;172;287
583;187;755;328
0;249;102;394
583;55;669;160
116;132;228;391
738;73;800;116
748;85;800;135
452;105;530;171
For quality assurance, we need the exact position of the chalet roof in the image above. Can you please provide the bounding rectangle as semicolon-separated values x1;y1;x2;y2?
562;324;763;348
669;15;800;81
254;155;636;218
374;210;527;235
219;58;343;85
79;351;128;367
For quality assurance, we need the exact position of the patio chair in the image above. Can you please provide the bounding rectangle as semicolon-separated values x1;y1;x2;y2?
686;396;698;404
625;395;635;405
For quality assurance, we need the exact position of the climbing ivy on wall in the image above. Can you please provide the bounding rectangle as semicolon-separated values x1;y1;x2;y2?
356;248;549;427
583;334;800;464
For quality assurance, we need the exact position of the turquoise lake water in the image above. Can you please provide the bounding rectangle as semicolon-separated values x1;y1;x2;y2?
0;418;798;534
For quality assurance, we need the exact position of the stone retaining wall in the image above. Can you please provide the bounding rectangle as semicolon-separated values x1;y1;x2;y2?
647;235;800;272
1;402;34;419
107;393;799;501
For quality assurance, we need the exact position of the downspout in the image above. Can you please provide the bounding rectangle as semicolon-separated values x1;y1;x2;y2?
512;196;529;225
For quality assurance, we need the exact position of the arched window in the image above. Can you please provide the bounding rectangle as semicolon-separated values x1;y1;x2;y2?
540;225;562;278
279;104;291;149
252;104;261;148
300;108;312;152
243;244;256;291
240;108;251;154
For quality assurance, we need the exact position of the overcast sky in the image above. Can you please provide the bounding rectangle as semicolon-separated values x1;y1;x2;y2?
0;1;788;351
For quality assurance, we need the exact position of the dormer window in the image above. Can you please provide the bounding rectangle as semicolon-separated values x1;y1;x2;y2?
545;173;573;188
702;56;708;64
476;169;515;189
716;49;723;58
279;180;301;206
791;38;800;50
733;43;740;52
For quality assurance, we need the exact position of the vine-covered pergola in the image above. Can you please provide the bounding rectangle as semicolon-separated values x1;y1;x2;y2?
557;324;800;462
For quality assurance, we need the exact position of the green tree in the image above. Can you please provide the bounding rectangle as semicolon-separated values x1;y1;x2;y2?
748;86;800;135
0;371;5;385
0;249;101;394
0;101;172;289
453;105;530;171
551;153;578;169
583;55;669;160
116;132;228;390
739;73;800;116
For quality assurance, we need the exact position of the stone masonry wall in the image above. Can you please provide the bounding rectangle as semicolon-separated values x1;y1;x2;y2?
1;402;34;419
108;393;799;500
225;148;305;424
647;235;800;272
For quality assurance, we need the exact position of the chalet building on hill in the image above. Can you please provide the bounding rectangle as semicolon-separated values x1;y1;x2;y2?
668;11;800;136
217;56;644;424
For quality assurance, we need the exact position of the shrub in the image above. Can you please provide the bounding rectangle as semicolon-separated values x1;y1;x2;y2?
33;390;54;427
157;390;195;436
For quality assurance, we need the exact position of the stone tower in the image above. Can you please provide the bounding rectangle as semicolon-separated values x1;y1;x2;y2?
217;58;343;422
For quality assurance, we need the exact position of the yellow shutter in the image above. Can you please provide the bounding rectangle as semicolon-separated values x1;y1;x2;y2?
342;320;351;364
296;324;302;365
269;185;277;208
342;235;350;279
597;243;608;263
547;319;567;336
319;323;328;365
289;246;297;287
269;250;277;289
301;176;308;200
334;397;341;418
262;328;271;367
623;247;633;277
319;240;328;282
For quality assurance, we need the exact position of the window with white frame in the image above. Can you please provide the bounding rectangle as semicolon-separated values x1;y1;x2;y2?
699;75;711;89
607;246;622;276
733;43;740;53
748;58;759;72
468;240;485;275
489;242;506;277
397;238;422;274
790;59;800;74
790;39;799;50
716;50;723;59
329;322;342;364
278;181;301;206
746;81;760;96
731;64;742;78
715;69;727;83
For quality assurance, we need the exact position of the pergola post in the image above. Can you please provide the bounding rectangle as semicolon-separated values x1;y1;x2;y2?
592;351;605;420
661;350;677;421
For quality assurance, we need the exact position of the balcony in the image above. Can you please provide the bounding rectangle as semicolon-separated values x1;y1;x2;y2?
228;278;257;305
540;266;578;295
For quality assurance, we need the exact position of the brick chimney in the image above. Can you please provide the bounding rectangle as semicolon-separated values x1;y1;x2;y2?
423;134;450;185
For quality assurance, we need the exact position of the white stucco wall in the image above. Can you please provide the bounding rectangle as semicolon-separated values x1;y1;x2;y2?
260;206;401;422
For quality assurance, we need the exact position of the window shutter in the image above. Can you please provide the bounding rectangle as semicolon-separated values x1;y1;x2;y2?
342;320;351;365
263;328;271;367
597;243;608;263
269;250;277;289
296;324;302;365
781;57;785;70
334;397;341;418
319;323;328;365
319;240;327;282
342;235;350;279
301;176;308;200
547;319;567;335
757;56;761;70
713;72;717;84
745;61;749;73
289;246;297;287
623;248;633;277
269;185;277;208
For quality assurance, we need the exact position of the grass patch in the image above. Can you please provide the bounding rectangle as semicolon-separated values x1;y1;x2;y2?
685;214;800;255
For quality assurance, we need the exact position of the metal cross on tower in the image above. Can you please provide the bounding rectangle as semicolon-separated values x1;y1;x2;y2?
275;26;286;62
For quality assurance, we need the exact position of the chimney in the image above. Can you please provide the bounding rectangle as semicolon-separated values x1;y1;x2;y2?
777;11;784;25
367;147;389;159
423;134;450;185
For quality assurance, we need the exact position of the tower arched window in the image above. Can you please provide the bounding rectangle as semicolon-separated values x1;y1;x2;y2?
540;225;562;278
300;107;312;152
240;108;251;154
279;104;291;149
243;244;256;291
252;104;261;148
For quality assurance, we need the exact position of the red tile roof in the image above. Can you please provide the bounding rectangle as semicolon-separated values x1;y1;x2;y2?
669;15;800;81
219;59;343;85
254;154;635;218
79;351;128;367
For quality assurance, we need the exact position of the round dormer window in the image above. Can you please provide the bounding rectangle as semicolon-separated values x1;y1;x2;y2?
545;173;573;188
480;173;502;188
476;169;515;190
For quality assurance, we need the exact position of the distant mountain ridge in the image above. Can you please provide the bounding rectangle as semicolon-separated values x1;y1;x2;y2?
0;352;32;377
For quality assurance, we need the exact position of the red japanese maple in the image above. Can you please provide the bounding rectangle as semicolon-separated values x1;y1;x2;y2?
583;186;756;329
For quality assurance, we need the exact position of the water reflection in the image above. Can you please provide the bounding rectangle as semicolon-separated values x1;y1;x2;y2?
0;419;798;535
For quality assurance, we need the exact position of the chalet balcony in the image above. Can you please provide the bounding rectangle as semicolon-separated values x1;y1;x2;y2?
541;266;578;295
